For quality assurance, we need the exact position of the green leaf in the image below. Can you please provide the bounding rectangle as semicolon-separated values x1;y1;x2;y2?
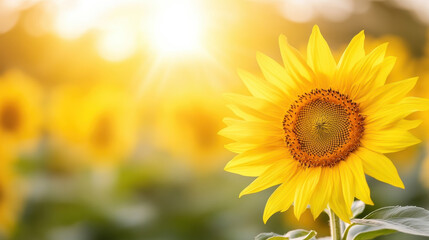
351;200;365;218
255;233;281;240
346;226;396;240
345;206;429;240
255;229;317;240
284;229;317;239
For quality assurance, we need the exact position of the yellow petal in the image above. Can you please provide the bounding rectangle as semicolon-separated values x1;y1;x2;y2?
339;161;355;211
366;97;429;126
372;56;396;88
309;168;333;219
219;120;283;143
225;164;270;177
349;43;388;98
256;52;298;97
240;160;297;197
224;140;284;154
366;42;388;65
222;117;242;126
337;30;365;89
224;142;257;154
361;119;422;134
307;25;336;81
237;69;286;105
227;104;276;122
362;128;421;153
394;119;422;131
224;93;284;119
355;147;404;189
225;146;290;177
279;35;314;84
293;167;321;220
263;172;300;223
348;154;373;205
328;166;353;223
353;56;397;102
362;77;418;113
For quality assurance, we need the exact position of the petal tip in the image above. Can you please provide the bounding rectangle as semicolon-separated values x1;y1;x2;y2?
217;128;227;137
236;68;245;77
223;163;232;172
238;191;245;198
311;210;321;220
398;180;405;189
279;34;288;46
222;92;232;100
343;218;351;224
379;42;389;51
262;215;269;224
391;177;405;189
255;51;267;63
293;208;302;221
356;30;365;42
312;25;320;33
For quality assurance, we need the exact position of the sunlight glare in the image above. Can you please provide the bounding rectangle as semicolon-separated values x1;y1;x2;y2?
97;22;137;62
148;0;204;56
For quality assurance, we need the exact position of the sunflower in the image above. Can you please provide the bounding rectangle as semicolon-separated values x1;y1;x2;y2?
415;38;429;141
49;84;139;166
0;70;42;151
155;91;230;171
219;25;429;223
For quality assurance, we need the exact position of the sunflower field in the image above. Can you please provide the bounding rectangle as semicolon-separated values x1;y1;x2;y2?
0;1;429;240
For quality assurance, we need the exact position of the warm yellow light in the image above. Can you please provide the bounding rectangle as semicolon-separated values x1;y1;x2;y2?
148;0;204;56
96;20;138;62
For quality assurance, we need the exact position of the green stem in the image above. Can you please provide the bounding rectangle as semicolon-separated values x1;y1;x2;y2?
329;208;342;240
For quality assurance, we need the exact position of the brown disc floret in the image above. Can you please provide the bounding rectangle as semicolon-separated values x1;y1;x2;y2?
283;89;365;168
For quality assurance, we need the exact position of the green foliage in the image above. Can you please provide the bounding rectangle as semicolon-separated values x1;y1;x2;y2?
351;201;365;218
345;206;429;240
255;229;317;240
345;226;396;240
256;205;429;240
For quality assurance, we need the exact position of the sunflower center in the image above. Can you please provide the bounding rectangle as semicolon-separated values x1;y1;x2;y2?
283;89;364;168
92;114;113;148
0;102;20;132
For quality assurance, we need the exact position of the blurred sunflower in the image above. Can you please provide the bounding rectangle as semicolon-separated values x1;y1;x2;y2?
417;35;429;188
155;92;230;171
49;84;139;167
220;25;428;223
0;70;42;152
414;35;429;141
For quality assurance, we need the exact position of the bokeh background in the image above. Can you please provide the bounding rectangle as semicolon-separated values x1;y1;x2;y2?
0;0;428;239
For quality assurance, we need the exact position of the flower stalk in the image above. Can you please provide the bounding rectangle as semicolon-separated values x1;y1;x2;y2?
329;208;342;240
